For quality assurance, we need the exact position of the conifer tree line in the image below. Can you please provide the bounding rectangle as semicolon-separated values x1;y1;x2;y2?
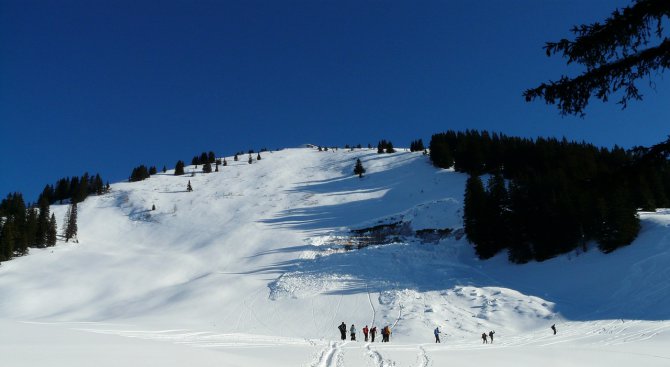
129;165;157;182
38;173;108;205
191;151;216;166
2;170;108;262
409;139;425;152
1;192;58;262
431;130;670;263
377;140;395;154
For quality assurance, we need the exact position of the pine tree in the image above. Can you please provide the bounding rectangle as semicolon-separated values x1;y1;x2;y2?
174;160;185;175
429;134;454;169
234;153;239;161
36;196;50;247
46;213;57;247
597;185;640;252
248;154;253;164
203;162;212;173
163;165;167;173
257;152;261;161
94;174;104;195
223;158;228;166
24;207;38;248
73;173;89;203
0;220;16;261
64;202;78;243
485;172;510;256
463;175;488;254
353;158;366;178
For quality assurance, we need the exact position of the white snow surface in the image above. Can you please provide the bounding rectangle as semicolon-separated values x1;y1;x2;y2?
1;147;670;366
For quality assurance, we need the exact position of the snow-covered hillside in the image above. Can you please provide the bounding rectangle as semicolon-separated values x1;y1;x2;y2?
1;147;669;366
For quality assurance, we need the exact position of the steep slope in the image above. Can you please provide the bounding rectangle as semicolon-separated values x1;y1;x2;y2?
1;147;670;366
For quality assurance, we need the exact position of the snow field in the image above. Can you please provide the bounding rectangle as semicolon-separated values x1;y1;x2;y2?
1;147;670;366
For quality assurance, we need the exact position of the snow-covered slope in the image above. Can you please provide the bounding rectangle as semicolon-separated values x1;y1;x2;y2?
1;147;669;366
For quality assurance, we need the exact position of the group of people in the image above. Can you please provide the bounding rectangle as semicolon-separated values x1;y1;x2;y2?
481;330;495;344
338;322;392;343
339;323;557;344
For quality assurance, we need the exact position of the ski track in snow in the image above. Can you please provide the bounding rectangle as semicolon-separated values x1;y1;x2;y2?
416;346;429;367
366;284;377;328
366;344;395;367
310;341;340;367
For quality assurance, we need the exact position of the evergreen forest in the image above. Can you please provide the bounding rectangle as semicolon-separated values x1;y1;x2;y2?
430;130;670;263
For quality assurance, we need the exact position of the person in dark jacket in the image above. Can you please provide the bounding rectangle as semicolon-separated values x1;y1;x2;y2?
434;327;441;343
370;326;377;342
482;332;488;344
338;322;347;341
489;330;495;343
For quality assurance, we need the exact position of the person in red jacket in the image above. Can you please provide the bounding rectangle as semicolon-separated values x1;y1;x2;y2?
363;325;369;342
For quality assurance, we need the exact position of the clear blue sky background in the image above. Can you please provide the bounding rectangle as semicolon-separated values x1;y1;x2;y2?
1;0;668;202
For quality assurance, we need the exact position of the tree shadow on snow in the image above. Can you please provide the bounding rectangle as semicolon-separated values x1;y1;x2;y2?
259;153;466;235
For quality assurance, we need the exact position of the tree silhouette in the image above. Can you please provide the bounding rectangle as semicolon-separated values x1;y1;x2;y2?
64;202;78;243
353;158;366;178
174;160;185;175
524;0;670;116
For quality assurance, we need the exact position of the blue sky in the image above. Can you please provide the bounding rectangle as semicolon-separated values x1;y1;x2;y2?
1;0;668;202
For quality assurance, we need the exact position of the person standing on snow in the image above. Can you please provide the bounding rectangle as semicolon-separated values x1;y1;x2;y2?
489;330;495;343
383;325;391;342
482;332;488;344
363;325;369;342
338;322;347;341
350;324;357;341
370;326;377;342
434;327;441;343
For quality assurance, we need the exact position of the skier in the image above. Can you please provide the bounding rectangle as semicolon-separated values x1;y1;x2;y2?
489;330;495;343
363;325;369;342
350;324;357;341
551;324;557;335
482;332;488;344
370;326;377;342
434;327;441;343
338;322;347;341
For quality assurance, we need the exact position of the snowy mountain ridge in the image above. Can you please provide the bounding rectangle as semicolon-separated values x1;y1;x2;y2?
1;147;669;367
